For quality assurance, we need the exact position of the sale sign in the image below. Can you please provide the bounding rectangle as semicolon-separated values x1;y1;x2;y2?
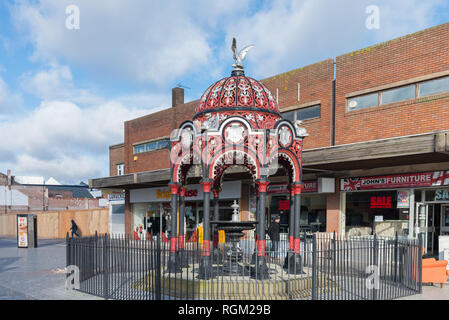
279;200;290;210
370;196;392;208
341;171;449;191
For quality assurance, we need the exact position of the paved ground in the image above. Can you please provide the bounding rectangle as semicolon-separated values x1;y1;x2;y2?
0;237;101;300
396;284;449;300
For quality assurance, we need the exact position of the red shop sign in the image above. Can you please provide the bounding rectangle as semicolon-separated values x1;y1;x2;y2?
370;196;392;209
279;200;290;210
341;171;449;192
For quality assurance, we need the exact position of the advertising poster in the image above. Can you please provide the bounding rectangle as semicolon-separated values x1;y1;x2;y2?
397;190;410;208
17;216;28;248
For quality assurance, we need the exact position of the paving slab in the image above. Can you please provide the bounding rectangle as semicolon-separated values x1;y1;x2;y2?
0;237;102;300
396;284;449;300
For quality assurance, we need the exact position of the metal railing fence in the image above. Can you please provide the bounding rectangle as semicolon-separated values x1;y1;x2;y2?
66;232;422;300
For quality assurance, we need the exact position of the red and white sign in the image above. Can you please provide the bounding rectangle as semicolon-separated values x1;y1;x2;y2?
279;200;290;210
370;196;392;209
267;180;318;194
341;171;449;192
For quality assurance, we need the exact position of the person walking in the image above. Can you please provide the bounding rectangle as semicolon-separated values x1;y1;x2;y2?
70;219;80;238
267;215;281;262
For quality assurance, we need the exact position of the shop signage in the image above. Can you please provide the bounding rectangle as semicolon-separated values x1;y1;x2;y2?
370;196;392;208
107;193;125;201
341;171;449;191
435;189;449;201
267;180;318;194
130;180;241;203
397;190;410;208
375;216;384;222
279;200;289;210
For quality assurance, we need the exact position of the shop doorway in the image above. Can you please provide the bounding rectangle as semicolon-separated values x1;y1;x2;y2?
441;204;449;236
416;203;442;256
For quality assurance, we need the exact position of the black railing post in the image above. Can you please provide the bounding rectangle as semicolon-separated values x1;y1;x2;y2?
103;234;109;300
332;231;336;299
418;234;423;294
372;233;378;301
394;232;398;282
156;233;162;300
66;232;70;267
312;233;317;300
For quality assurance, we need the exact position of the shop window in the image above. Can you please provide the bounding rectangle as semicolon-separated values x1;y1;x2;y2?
414;189;422;202
345;191;402;234
425;190;436;202
419;76;449;97
381;84;415;105
347;93;378;111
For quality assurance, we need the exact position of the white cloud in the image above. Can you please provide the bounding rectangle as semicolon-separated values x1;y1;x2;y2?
20;63;74;100
0;99;158;183
11;0;215;85
12;153;103;184
0;76;22;113
222;0;445;78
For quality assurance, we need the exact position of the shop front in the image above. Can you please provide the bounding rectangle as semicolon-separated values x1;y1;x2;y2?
103;189;126;235
341;170;449;256
263;178;335;234
129;180;241;240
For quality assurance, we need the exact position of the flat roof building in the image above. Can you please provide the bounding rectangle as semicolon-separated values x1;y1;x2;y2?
91;22;449;257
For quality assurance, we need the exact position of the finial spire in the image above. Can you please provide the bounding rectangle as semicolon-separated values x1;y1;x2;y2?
231;38;254;76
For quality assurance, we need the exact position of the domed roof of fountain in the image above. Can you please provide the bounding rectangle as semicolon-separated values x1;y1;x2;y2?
193;39;282;129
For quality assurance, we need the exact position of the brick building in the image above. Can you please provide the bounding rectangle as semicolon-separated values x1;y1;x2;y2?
91;22;449;256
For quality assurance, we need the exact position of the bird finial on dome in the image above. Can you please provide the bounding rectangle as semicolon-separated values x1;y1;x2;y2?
231;38;254;76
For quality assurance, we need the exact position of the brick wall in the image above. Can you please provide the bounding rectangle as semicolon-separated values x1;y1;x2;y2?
125;100;197;174
335;23;449;145
109;143;125;176
262;59;334;150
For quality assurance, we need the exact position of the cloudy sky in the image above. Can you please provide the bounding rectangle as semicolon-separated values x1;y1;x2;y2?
0;0;448;184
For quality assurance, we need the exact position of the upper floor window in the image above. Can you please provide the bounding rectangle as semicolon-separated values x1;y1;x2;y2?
133;139;169;155
282;104;321;122
282;111;295;122
419;76;449;97
348;93;378;111
297;105;321;121
117;163;125;176
348;74;449;112
381;85;415;105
